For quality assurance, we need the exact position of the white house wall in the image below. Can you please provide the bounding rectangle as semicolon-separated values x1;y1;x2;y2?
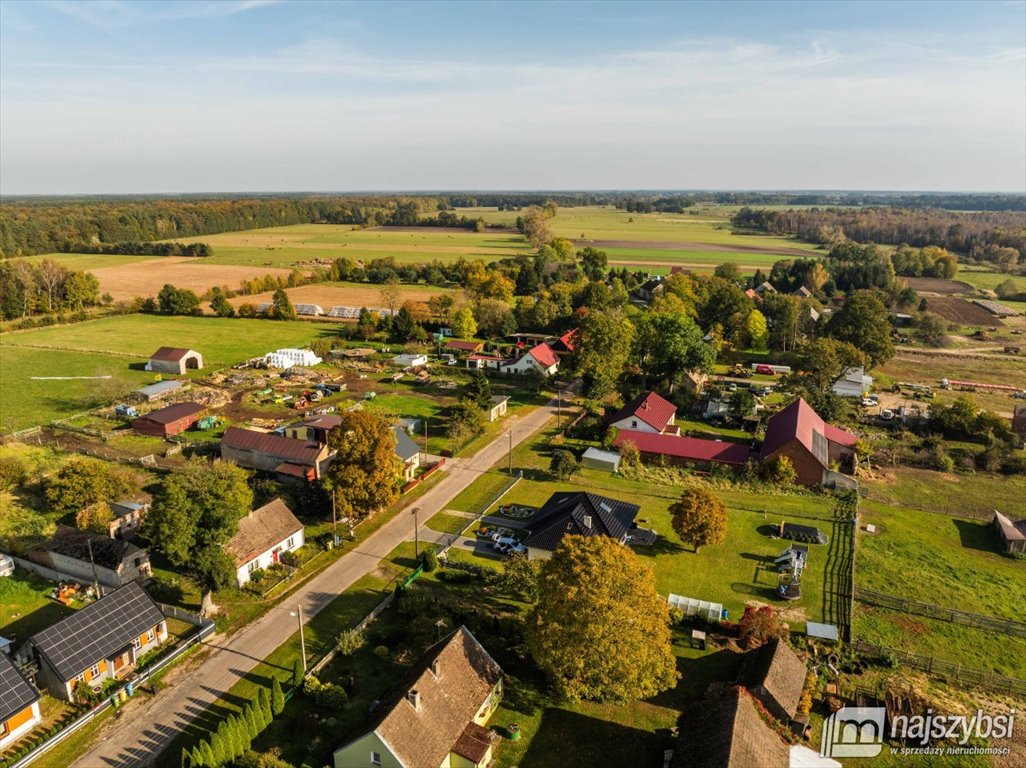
235;529;305;586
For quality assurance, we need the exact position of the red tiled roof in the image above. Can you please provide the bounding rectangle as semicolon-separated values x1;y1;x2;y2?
445;340;483;352
761;398;855;464
607;392;677;432
613;430;751;465
528;343;558;368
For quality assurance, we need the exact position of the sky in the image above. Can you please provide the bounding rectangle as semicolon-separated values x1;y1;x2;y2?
1;0;1024;194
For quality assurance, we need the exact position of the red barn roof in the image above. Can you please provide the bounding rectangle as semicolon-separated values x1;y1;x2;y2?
149;347;196;362
136;402;205;425
607;392;678;432
613;430;751;465
761;398;856;465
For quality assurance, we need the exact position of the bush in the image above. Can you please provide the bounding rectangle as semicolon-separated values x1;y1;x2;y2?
302;676;348;710
373;645;390;660
335;629;365;656
279;550;301;568
421;549;439;572
0;454;28;492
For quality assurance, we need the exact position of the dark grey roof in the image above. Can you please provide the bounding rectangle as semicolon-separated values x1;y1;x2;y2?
523;492;640;552
391;426;420;462
45;526;145;570
29;582;164;682
0;653;38;724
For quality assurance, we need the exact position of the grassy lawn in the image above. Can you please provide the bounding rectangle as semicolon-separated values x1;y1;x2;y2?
0;314;342;431
0;571;79;645
955;268;1026;294
425;511;473;535
862;467;1026;520
857;500;1026;620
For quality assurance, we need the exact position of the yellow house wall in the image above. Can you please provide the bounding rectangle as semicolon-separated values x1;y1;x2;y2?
333;732;403;768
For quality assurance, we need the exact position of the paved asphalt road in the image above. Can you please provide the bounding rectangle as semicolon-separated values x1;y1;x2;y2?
72;395;563;768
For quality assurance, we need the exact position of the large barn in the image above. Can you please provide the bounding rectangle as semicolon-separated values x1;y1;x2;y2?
146;347;203;375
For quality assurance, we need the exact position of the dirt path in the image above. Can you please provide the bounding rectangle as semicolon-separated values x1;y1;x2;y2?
71;396;564;768
576;238;816;257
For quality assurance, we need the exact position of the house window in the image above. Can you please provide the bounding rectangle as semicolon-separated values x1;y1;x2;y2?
286;537;295;549
147;628;156;642
133;637;141;650
248;560;257;573
631;420;638;428
90;664;100;678
370;752;381;766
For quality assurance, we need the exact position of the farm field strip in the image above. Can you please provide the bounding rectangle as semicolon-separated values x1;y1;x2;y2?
225;281;452;312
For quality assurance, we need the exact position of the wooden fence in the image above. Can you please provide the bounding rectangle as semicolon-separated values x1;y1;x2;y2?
851;640;1026;697
854;587;1026;638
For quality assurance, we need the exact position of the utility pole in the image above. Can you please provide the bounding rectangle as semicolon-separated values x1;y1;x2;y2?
296;604;307;673
412;506;420;558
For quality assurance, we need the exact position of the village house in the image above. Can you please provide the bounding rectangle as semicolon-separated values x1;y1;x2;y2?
672;687;837;768
522;492;640;560
992;510;1026;555
227;498;305;587
831;367;873;399
466;353;504;371
20;582;167;702
333;626;503;768
0;653;41;752
79;495;151;539
548;328;578;357
500;342;559;377
444;339;484;356
606;391;680;435
145;347;203;375
391;426;421;483
759;398;858;488
221;427;333;481
131;402;205;438
487;395;509;422
283;414;342;444
736;638;808;725
613;430;751;470
26;526;151;591
634;276;665;303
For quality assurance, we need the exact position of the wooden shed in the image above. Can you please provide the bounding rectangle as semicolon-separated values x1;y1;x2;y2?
132;402;205;437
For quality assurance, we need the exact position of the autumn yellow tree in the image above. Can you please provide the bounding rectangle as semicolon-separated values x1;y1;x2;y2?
325;410;403;521
75;501;113;534
525;535;679;702
669;487;727;553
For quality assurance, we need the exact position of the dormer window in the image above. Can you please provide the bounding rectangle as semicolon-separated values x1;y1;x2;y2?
406;689;420;709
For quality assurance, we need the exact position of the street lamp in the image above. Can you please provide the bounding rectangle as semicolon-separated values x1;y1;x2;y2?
412;506;421;558
289;605;307;674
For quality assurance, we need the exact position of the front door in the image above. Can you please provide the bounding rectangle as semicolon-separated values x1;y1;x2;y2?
272;548;281;564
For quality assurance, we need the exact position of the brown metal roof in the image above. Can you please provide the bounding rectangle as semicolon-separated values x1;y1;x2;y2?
451;722;494;763
136;402;205;425
222;427;325;464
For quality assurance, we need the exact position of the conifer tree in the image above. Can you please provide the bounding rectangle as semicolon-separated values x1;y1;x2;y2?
271;676;285;716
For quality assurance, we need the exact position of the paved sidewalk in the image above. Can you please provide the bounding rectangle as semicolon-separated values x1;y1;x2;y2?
72;396;562;768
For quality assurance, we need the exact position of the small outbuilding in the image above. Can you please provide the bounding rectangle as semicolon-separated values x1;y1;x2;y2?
392;353;429;368
832;367;873;399
134;380;184;402
487;396;509;422
146;347;203;375
580;447;621;473
736;638;807;724
993;510;1026;555
132;402;205;437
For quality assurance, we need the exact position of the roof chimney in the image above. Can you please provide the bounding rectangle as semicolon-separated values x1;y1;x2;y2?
583;515;592;530
406;689;420;709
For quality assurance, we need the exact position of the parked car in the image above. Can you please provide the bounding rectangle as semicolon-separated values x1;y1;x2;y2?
880;409;895;421
726;382;738;392
508;542;528;556
492;536;518;552
755;364;775;375
861;396;879;407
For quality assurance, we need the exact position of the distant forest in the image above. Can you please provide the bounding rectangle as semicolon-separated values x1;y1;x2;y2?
0;191;1023;257
732;206;1026;271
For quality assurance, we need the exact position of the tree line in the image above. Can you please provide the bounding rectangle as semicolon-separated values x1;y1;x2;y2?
0;258;106;320
731;206;1025;272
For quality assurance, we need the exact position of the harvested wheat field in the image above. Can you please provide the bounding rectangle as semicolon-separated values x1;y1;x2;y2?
92;257;295;301
225;282;453;314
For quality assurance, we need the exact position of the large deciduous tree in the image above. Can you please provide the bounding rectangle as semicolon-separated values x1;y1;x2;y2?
450;306;477;339
145;458;253;616
525;535;679;702
325;410;402;521
827;290;894;366
45;457;136;516
633;311;713;391
669;487;728;553
573;307;634;398
271;288;297;321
